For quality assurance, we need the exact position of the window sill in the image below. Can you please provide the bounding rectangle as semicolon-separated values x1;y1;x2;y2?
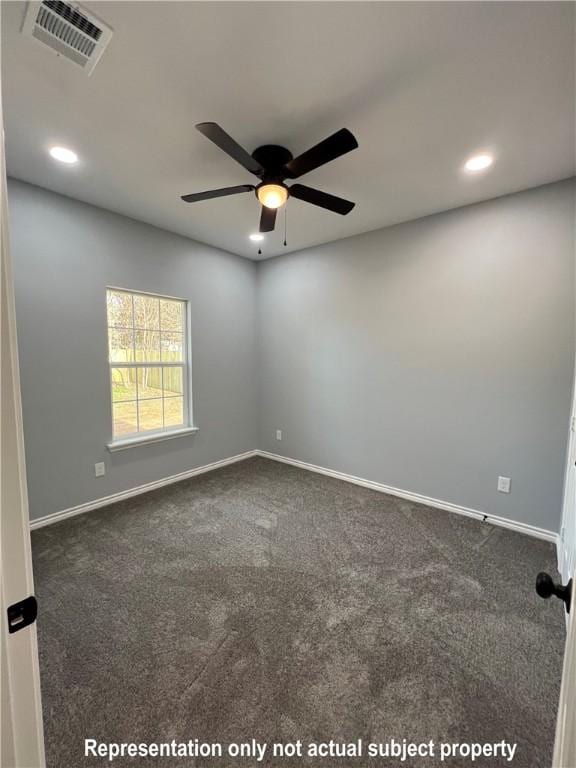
107;426;199;452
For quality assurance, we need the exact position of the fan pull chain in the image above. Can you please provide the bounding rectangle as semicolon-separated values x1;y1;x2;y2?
257;209;263;256
284;206;288;247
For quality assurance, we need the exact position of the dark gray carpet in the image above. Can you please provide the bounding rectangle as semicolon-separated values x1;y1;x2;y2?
32;457;565;768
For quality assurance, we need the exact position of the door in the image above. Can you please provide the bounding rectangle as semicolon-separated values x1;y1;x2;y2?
558;406;575;586
553;378;576;767
0;36;46;766
554;607;576;767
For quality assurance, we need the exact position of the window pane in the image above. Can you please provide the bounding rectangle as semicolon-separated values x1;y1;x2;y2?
161;332;183;362
107;290;133;328
162;367;183;397
135;330;160;362
108;290;188;441
109;328;134;362
138;398;163;432
136;367;163;399
134;294;160;330
111;368;137;402
164;397;184;428
113;401;137;436
160;299;183;332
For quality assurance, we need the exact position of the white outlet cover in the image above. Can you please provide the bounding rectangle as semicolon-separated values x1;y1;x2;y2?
497;476;511;493
276;430;282;440
95;462;106;477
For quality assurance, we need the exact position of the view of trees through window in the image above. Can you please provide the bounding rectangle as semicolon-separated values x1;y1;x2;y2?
106;289;188;438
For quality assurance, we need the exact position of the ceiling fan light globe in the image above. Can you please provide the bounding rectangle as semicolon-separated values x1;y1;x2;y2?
257;184;288;209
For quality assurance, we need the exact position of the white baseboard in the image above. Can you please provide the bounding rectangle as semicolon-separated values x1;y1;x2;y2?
29;450;258;531
29;447;558;547
256;450;558;544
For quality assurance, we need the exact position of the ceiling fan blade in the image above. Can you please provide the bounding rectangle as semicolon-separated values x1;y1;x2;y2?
259;206;277;233
181;185;254;203
196;123;263;175
284;128;358;179
289;184;355;215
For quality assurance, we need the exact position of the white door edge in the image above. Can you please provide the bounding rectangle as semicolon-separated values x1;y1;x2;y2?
0;14;46;764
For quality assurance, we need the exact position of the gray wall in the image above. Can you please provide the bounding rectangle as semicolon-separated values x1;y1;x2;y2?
9;178;575;532
8;179;258;521
258;179;575;531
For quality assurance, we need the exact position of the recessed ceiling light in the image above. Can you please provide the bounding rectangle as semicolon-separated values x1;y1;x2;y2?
249;233;264;242
49;146;78;164
464;153;493;173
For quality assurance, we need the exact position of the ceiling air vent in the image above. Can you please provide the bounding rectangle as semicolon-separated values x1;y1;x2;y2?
22;1;113;75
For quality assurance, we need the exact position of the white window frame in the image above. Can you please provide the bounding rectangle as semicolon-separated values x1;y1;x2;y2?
106;287;197;451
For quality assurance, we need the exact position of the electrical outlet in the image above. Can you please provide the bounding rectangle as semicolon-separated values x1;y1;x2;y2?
95;462;106;478
497;476;511;493
276;430;282;441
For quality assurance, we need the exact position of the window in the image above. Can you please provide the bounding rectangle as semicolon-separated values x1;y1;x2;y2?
106;288;190;442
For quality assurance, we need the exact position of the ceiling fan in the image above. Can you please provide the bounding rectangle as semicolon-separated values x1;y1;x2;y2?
181;123;358;233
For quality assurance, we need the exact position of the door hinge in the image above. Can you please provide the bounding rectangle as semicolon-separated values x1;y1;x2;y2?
7;595;37;634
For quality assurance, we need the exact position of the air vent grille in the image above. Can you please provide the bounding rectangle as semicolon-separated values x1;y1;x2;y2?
36;4;97;57
42;1;102;41
22;1;113;75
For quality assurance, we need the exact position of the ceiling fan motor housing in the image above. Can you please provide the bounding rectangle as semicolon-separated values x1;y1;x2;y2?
252;145;292;203
251;144;293;179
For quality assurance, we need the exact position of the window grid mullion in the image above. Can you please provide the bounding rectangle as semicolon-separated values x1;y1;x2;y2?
161;367;165;428
132;293;140;432
131;293;136;365
111;362;184;369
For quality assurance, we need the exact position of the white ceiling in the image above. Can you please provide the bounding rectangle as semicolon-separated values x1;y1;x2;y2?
2;1;575;260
